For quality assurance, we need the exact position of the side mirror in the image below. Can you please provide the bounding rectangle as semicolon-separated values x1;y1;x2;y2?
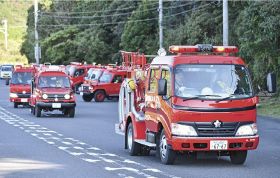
267;73;276;93
158;79;167;96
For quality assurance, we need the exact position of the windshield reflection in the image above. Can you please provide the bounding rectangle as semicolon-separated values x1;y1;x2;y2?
174;64;253;99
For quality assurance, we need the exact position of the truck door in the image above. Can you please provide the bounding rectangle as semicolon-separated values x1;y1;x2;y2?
145;66;160;132
111;74;123;96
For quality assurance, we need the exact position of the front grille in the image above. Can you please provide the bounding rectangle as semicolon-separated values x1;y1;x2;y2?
17;93;31;98
82;86;89;91
47;94;65;99
195;122;238;137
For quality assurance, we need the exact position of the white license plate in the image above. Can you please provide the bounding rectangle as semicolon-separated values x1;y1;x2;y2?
210;140;228;150
80;92;83;96
21;99;28;102
52;103;61;108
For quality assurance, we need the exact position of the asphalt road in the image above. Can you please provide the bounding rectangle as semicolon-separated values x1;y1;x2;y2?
0;80;280;178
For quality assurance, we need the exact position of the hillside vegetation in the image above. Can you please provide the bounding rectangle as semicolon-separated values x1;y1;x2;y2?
0;0;31;64
21;1;280;94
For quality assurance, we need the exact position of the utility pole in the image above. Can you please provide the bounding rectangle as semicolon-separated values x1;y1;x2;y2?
158;0;163;49
34;0;40;64
0;19;8;50
223;0;228;46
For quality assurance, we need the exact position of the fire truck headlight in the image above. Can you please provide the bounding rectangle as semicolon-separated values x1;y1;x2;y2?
42;94;48;99
236;123;258;136
10;93;18;98
64;94;71;100
171;123;197;137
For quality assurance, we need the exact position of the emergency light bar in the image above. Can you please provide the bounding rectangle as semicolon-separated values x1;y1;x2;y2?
169;44;238;54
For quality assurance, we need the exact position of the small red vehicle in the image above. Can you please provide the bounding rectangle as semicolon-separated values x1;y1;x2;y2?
67;62;93;92
80;68;127;102
117;45;276;165
29;65;76;118
9;66;36;108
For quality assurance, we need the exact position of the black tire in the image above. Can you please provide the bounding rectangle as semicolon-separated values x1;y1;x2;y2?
35;105;41;117
126;123;141;156
5;79;9;85
94;90;106;102
30;106;35;115
68;108;75;118
14;103;18;108
230;150;247;165
159;129;176;165
82;94;93;102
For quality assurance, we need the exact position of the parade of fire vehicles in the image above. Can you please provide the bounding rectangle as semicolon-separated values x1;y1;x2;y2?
5;44;276;165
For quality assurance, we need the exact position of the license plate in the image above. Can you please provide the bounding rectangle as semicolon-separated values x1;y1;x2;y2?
80;92;83;96
210;140;228;150
21;99;28;102
52;103;61;108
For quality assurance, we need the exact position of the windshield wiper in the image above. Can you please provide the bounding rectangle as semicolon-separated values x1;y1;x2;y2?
182;96;200;101
215;94;235;102
182;94;223;101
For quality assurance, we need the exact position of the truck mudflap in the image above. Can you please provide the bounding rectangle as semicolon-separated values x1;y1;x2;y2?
169;135;259;151
36;102;76;109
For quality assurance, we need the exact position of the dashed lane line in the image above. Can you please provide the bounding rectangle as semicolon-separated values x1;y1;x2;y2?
0;106;181;178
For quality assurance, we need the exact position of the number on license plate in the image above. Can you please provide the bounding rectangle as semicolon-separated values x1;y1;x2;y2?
21;99;28;102
210;140;228;150
52;103;61;108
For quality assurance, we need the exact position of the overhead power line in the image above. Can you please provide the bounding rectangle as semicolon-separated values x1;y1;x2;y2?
38;2;213;28
40;1;193;16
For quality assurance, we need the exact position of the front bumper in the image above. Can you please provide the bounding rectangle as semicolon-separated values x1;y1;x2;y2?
10;98;30;103
36;102;76;109
170;135;259;151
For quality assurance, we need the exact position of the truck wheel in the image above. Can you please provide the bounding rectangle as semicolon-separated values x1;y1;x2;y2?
30;106;35;115
35;106;41;117
14;103;18;108
82;95;93;102
68;108;75;118
159;129;176;165
126;123;141;156
230;150;247;165
94;90;106;102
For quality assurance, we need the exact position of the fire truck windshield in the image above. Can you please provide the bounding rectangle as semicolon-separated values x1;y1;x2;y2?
174;64;253;99
86;69;102;80
99;72;112;83
11;72;32;85
38;76;71;88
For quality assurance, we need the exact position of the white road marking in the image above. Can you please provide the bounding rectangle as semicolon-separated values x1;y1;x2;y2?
82;158;101;163
0;106;181;178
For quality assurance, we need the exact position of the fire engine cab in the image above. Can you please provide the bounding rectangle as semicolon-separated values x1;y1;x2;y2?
80;67;127;102
117;44;276;165
29;65;76;118
9;66;36;108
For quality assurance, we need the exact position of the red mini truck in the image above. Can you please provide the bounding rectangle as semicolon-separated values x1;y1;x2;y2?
80;67;127;102
117;45;277;165
9;66;36;108
67;62;93;93
29;65;76;118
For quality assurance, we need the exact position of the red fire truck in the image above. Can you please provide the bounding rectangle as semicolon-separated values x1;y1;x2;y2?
117;45;276;165
29;65;76;118
9;66;36;108
80;67;127;102
67;62;93;93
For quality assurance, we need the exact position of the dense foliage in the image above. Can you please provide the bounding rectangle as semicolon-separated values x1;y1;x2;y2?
21;0;280;91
